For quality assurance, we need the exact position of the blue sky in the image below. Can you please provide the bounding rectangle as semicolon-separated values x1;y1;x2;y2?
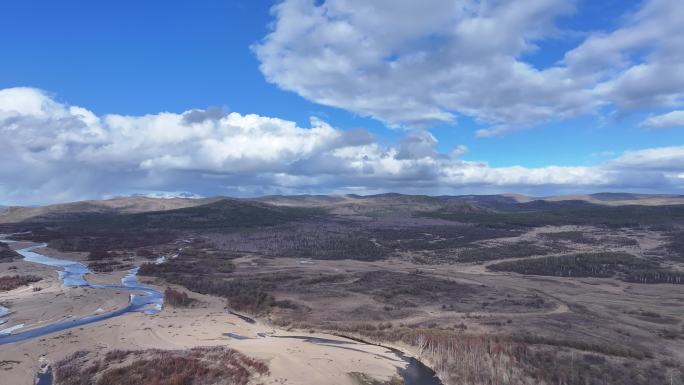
0;1;382;129
1;0;683;204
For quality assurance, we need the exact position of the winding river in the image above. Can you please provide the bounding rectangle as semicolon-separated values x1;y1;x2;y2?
0;241;443;385
0;242;163;345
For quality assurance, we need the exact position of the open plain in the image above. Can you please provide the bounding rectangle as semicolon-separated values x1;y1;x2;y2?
0;193;683;385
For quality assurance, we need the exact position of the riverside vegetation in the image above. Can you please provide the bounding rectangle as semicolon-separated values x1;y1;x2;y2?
2;193;684;384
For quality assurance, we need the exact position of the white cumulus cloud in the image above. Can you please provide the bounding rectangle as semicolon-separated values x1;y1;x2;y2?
0;87;682;205
254;0;684;133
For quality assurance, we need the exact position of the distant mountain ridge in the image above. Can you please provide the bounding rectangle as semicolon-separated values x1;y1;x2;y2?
504;192;684;206
0;196;222;223
2;192;684;224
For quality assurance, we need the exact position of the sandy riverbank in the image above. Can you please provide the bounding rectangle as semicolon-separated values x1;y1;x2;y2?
0;244;407;385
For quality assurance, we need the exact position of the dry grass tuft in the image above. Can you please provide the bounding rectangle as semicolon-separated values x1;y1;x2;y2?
54;346;268;385
0;275;41;291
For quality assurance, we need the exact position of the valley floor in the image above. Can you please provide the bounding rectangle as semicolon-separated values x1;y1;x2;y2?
0;244;410;385
1;222;684;385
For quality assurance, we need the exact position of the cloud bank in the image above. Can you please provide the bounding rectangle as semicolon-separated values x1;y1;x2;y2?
254;0;684;133
0;87;683;205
